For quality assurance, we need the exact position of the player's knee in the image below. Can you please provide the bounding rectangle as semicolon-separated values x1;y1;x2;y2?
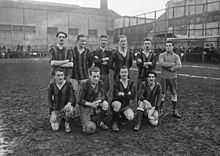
112;101;121;112
149;119;159;126
143;100;152;110
51;122;60;131
83;121;96;134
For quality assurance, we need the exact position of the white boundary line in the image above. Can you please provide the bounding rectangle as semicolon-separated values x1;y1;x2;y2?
183;65;220;70
178;73;220;81
130;68;220;81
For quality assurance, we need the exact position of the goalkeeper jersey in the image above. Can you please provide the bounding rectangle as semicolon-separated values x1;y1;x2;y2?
159;51;181;79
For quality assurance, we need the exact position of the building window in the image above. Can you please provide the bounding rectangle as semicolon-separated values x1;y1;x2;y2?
23;26;36;33
13;25;23;32
0;25;36;33
206;22;218;36
68;28;79;36
195;4;203;15
88;29;97;38
174;6;184;18
167;8;173;19
0;24;11;31
186;5;195;16
207;1;219;12
47;27;58;34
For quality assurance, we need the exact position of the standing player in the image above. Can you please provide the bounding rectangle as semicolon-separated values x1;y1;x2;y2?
49;32;73;82
159;40;182;118
79;66;109;134
134;71;161;131
111;66;136;132
136;38;157;90
69;34;93;99
48;68;76;133
110;35;133;81
92;35;112;94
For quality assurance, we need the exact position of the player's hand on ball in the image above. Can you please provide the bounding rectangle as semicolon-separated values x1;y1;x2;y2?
100;100;109;111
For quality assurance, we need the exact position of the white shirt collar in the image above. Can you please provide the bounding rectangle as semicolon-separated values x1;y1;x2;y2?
119;47;128;57
100;47;106;52
56;80;66;90
77;47;85;55
57;44;64;50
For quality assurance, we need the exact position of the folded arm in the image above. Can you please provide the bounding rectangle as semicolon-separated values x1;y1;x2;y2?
50;60;70;66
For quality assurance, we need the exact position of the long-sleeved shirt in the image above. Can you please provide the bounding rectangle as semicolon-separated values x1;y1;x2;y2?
92;48;112;75
159;51;182;79
49;45;73;76
112;79;136;110
138;81;161;110
110;50;133;80
48;81;76;113
68;46;93;80
136;50;157;80
79;79;107;107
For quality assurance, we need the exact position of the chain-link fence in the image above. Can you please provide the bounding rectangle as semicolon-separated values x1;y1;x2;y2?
113;0;220;63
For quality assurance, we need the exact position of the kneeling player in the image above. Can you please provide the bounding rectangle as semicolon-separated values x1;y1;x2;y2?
134;71;161;131
111;66;136;132
79;66;109;134
48;68;76;133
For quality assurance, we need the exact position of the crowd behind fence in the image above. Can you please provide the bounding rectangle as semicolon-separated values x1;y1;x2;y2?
1;0;220;63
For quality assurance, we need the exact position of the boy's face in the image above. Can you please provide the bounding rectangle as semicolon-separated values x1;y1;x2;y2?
144;41;152;51
78;36;87;49
57;34;66;45
166;42;174;52
120;68;129;80
119;37;127;49
89;72;100;84
147;73;156;85
55;71;65;84
100;37;108;48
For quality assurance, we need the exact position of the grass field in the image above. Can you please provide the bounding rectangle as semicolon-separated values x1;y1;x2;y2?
0;59;220;156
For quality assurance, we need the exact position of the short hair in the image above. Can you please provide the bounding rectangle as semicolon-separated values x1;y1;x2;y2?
166;40;174;45
100;35;108;39
144;38;152;42
54;67;65;74
56;32;67;38
146;71;157;77
88;66;100;75
76;34;86;41
120;65;128;71
119;35;127;39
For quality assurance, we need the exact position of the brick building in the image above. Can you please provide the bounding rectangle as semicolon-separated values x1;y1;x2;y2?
0;0;119;51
